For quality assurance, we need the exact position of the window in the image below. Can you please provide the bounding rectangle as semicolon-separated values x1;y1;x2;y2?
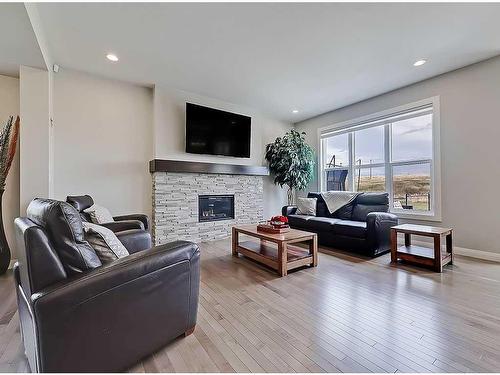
319;97;441;220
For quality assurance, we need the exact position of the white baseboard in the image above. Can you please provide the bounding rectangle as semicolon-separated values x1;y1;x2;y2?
408;237;500;263
453;247;500;262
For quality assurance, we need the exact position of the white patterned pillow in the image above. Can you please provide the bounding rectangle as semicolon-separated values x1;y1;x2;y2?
296;197;317;216
82;222;129;264
84;204;114;224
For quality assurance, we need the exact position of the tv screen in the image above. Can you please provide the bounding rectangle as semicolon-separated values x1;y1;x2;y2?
185;103;251;158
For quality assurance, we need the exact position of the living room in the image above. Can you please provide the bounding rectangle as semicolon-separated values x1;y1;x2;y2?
1;2;500;373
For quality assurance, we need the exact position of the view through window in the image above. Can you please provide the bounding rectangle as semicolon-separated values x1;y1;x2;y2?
320;101;437;216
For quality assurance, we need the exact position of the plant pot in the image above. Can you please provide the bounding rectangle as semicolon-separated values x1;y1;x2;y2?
287;188;295;206
0;190;11;275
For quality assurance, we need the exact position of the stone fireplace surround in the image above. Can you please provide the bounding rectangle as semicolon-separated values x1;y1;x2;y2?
151;160;269;245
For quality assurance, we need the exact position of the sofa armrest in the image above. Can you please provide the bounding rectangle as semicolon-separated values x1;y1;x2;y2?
100;219;144;232
366;212;398;253
113;214;150;231
31;241;200;372
282;205;298;216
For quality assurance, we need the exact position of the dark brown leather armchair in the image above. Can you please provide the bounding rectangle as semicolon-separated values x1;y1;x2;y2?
14;198;200;372
66;194;152;253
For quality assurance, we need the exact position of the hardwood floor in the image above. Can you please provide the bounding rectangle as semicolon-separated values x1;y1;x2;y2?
1;238;500;373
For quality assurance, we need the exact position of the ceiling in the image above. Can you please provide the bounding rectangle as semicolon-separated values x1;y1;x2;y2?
0;3;45;77
32;3;500;122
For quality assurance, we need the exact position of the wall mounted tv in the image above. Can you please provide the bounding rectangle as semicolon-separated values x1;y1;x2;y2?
185;103;251;158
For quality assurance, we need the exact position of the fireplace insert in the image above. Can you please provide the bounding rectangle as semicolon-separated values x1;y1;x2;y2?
198;195;235;222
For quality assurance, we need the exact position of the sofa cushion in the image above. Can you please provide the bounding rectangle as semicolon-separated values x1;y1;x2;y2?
307;192;354;219
332;220;367;239
307;217;341;231
306;192;327;216
356;192;389;205
27;198;102;274
333;201;355;220
84;204;115;224
296;197;317;216
83;222;129;264
351;193;389;221
287;214;315;229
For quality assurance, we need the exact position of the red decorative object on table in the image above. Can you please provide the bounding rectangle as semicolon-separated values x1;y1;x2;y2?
257;215;290;233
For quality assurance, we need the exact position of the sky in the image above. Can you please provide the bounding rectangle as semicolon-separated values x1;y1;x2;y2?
325;113;432;176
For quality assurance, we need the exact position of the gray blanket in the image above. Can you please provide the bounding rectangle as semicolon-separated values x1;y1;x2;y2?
321;191;361;214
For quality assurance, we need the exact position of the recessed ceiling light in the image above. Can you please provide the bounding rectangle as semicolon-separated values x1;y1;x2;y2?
413;59;427;67
292;110;299;114
106;53;119;62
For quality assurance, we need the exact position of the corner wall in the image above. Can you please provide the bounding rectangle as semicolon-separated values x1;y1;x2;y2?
52;69;153;217
295;56;500;255
0;75;20;258
19;66;50;214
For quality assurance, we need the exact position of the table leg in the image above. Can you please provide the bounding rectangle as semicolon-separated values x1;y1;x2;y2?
404;233;411;247
446;231;453;265
434;235;442;272
390;228;398;264
232;228;238;257
278;242;287;276
310;235;318;267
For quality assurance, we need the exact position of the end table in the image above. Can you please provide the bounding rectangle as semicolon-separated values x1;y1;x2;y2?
391;224;453;272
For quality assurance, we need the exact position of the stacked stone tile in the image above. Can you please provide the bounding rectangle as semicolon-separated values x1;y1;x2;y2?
152;172;264;244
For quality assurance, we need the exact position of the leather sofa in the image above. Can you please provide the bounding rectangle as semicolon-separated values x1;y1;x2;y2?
67;194;152;253
283;192;398;256
14;198;200;372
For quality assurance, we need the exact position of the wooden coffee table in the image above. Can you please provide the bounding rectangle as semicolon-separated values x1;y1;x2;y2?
391;224;453;272
232;225;318;276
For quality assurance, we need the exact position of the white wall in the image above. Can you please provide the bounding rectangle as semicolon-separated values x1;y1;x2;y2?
153;86;292;218
0;75;20;258
295;56;500;255
19;66;50;214
53;69;153;217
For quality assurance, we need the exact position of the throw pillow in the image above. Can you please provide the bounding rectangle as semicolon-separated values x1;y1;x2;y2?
84;204;115;224
296;197;317;216
83;222;129;264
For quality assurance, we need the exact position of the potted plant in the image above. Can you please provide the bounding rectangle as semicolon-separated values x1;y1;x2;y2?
0;116;20;275
265;129;315;205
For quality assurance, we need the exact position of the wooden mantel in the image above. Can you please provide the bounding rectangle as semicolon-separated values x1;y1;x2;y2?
149;159;269;176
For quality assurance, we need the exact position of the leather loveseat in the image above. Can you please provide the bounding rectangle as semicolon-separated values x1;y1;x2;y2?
283;192;398;257
66;194;151;253
14;198;200;372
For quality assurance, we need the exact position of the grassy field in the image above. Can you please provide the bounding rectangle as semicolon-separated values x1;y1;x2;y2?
357;174;430;210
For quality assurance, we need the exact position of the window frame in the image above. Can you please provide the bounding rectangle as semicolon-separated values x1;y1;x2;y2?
318;97;441;221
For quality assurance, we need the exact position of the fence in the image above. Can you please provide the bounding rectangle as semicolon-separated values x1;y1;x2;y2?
394;192;431;211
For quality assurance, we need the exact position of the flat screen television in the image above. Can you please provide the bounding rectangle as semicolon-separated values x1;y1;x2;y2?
185;103;251;158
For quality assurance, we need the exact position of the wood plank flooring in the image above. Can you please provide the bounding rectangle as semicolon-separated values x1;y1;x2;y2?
1;238;500;373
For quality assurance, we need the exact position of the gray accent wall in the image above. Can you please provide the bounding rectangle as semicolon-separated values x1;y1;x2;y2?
295;56;500;255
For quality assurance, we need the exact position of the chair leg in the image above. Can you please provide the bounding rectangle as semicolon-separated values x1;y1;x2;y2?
184;326;196;337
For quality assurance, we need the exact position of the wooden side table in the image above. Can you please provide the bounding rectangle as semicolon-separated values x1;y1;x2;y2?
390;224;453;272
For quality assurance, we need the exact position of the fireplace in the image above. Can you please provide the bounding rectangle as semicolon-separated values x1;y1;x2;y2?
198;195;235;222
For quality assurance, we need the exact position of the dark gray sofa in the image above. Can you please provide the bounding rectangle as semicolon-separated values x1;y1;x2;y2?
283;192;398;257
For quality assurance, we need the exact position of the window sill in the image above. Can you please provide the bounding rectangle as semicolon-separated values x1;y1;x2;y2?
390;209;442;222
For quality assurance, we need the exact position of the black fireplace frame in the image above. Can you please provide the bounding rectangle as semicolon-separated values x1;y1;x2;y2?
198;194;235;222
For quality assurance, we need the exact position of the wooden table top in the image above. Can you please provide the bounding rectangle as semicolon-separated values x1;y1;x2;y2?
233;224;316;242
392;223;452;236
